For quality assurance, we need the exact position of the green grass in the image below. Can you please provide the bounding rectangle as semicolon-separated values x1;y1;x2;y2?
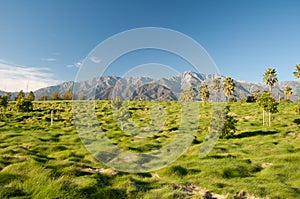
0;101;299;198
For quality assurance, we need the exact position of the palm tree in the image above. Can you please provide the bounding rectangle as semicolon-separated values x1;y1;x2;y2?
263;68;278;92
199;83;210;104
180;86;197;102
293;64;300;79
284;86;293;100
222;77;235;101
212;77;221;101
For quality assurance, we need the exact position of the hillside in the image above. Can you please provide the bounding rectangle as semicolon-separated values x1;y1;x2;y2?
131;83;178;101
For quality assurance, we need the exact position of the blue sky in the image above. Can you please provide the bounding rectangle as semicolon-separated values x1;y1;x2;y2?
0;0;299;91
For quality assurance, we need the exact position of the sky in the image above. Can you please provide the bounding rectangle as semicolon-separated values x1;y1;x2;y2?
0;0;300;91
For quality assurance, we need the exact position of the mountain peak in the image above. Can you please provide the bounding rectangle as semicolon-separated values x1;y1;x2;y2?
3;71;300;101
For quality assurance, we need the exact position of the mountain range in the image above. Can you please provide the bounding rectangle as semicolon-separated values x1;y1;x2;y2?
2;71;300;101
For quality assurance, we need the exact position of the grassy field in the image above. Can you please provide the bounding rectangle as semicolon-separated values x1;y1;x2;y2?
0;101;299;198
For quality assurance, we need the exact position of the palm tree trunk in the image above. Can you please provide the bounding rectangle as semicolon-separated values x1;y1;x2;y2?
215;92;217;102
51;110;53;127
268;112;271;127
121;121;124;131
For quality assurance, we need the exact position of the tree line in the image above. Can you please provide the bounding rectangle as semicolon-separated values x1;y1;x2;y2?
0;90;34;112
38;90;76;101
0;64;299;114
180;64;300;103
179;64;300;126
0;90;77;113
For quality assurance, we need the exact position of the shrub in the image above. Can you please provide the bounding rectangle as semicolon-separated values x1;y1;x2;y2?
228;97;237;102
0;94;9;111
295;105;300;114
239;97;246;103
15;90;25;101
280;99;292;103
15;98;33;112
27;91;35;101
203;105;238;141
50;92;61;100
221;105;238;138
39;95;48;101
246;96;256;103
63;91;74;100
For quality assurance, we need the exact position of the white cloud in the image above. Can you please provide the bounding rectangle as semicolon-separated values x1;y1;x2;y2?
90;56;101;64
41;58;57;62
66;57;101;69
0;62;62;92
66;60;82;68
75;61;82;67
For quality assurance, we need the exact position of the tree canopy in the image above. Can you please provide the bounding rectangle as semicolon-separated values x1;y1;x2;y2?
293;64;300;79
0;94;9;111
15;90;25;101
257;91;279;126
212;78;221;93
50;92;61;100
263;68;278;92
63;90;74;100
199;83;210;103
222;77;235;100
284;86;293;100
180;86;197;102
27;91;35;101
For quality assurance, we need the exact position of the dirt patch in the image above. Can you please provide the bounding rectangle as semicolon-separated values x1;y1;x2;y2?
260;162;273;168
78;166;117;175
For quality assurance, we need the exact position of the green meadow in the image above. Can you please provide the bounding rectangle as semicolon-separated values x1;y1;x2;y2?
0;101;300;198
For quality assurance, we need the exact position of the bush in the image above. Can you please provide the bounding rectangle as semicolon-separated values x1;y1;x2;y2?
295;105;300;114
239;97;246;103
39;95;48;101
15;98;33;112
15;90;25;101
50;92;61;100
221;106;238;138
27;91;35;101
246;96;256;103
0;94;9;111
63;91;74;100
281;99;292;103
228;97;237;102
209;105;238;139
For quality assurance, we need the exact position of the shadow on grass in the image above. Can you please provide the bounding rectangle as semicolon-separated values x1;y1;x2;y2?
235;130;278;138
209;154;237;159
293;118;300;125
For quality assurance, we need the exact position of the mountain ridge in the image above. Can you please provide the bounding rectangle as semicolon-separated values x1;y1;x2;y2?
1;71;300;101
